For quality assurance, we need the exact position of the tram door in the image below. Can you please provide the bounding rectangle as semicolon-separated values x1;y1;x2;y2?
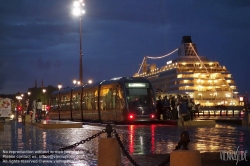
99;84;124;122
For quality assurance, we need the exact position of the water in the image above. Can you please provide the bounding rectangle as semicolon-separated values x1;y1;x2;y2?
0;121;249;165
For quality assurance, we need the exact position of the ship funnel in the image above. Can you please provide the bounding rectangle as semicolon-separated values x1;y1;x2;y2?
178;36;198;56
182;36;192;44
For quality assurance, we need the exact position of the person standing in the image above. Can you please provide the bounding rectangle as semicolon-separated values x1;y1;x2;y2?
37;99;43;121
179;97;188;126
170;96;176;119
162;96;170;120
32;99;37;122
156;96;163;120
25;99;29;114
189;99;196;121
187;96;192;115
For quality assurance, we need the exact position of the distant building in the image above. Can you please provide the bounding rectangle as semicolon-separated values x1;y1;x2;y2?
134;36;239;106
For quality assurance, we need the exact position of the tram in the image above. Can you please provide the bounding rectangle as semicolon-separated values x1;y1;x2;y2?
49;77;156;122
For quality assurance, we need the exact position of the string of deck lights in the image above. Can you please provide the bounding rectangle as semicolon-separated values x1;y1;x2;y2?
137;48;178;74
189;43;209;74
137;57;146;75
147;48;179;59
189;43;225;98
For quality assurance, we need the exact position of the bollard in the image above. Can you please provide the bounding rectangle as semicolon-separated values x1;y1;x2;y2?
98;124;121;166
170;150;201;166
170;130;201;166
180;130;190;150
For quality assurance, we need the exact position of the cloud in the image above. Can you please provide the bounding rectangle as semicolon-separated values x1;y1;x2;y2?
0;0;250;94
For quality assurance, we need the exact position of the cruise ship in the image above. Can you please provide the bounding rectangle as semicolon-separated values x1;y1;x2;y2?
134;36;240;106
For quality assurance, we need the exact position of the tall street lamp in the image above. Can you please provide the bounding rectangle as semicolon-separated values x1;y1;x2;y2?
72;0;86;86
42;89;46;104
27;92;31;114
58;83;62;120
42;89;46;119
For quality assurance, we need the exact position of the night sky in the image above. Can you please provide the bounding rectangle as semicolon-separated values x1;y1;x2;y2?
1;0;250;94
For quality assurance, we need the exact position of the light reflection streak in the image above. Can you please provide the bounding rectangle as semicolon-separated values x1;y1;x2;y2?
42;132;46;149
151;125;155;153
18;128;22;149
129;125;134;153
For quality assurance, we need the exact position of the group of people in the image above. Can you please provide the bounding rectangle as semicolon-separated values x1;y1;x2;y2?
156;94;198;121
31;99;43;122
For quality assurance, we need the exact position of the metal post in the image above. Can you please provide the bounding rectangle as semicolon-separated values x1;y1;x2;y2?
58;91;61;120
43;93;45;119
79;16;83;85
70;88;73;121
106;124;112;138
81;86;84;121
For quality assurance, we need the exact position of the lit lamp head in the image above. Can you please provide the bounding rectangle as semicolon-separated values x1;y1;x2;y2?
27;92;31;96
58;83;62;90
73;79;77;85
16;96;22;100
88;79;93;84
72;0;86;16
43;89;46;93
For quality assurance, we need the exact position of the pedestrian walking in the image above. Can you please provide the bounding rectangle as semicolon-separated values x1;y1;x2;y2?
31;99;37;122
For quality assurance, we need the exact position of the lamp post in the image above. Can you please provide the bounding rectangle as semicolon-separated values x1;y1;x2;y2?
16;95;22;120
27;92;31;114
58;83;62;120
42;89;46;119
42;89;46;104
70;87;74;121
72;0;86;86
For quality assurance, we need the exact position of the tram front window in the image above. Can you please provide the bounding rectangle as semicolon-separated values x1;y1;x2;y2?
126;88;154;108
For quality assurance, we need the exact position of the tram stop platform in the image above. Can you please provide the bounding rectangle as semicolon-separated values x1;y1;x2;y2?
178;119;216;127
23;115;83;128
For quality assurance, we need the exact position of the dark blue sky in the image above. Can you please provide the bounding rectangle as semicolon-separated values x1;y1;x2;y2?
1;0;250;94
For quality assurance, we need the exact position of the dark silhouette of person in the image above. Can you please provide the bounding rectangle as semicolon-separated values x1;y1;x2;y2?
156;96;163;120
162;96;170;120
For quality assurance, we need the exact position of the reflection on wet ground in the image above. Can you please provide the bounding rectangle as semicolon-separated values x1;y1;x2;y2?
0;121;249;165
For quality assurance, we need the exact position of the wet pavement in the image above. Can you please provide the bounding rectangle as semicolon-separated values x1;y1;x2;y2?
0;120;250;165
